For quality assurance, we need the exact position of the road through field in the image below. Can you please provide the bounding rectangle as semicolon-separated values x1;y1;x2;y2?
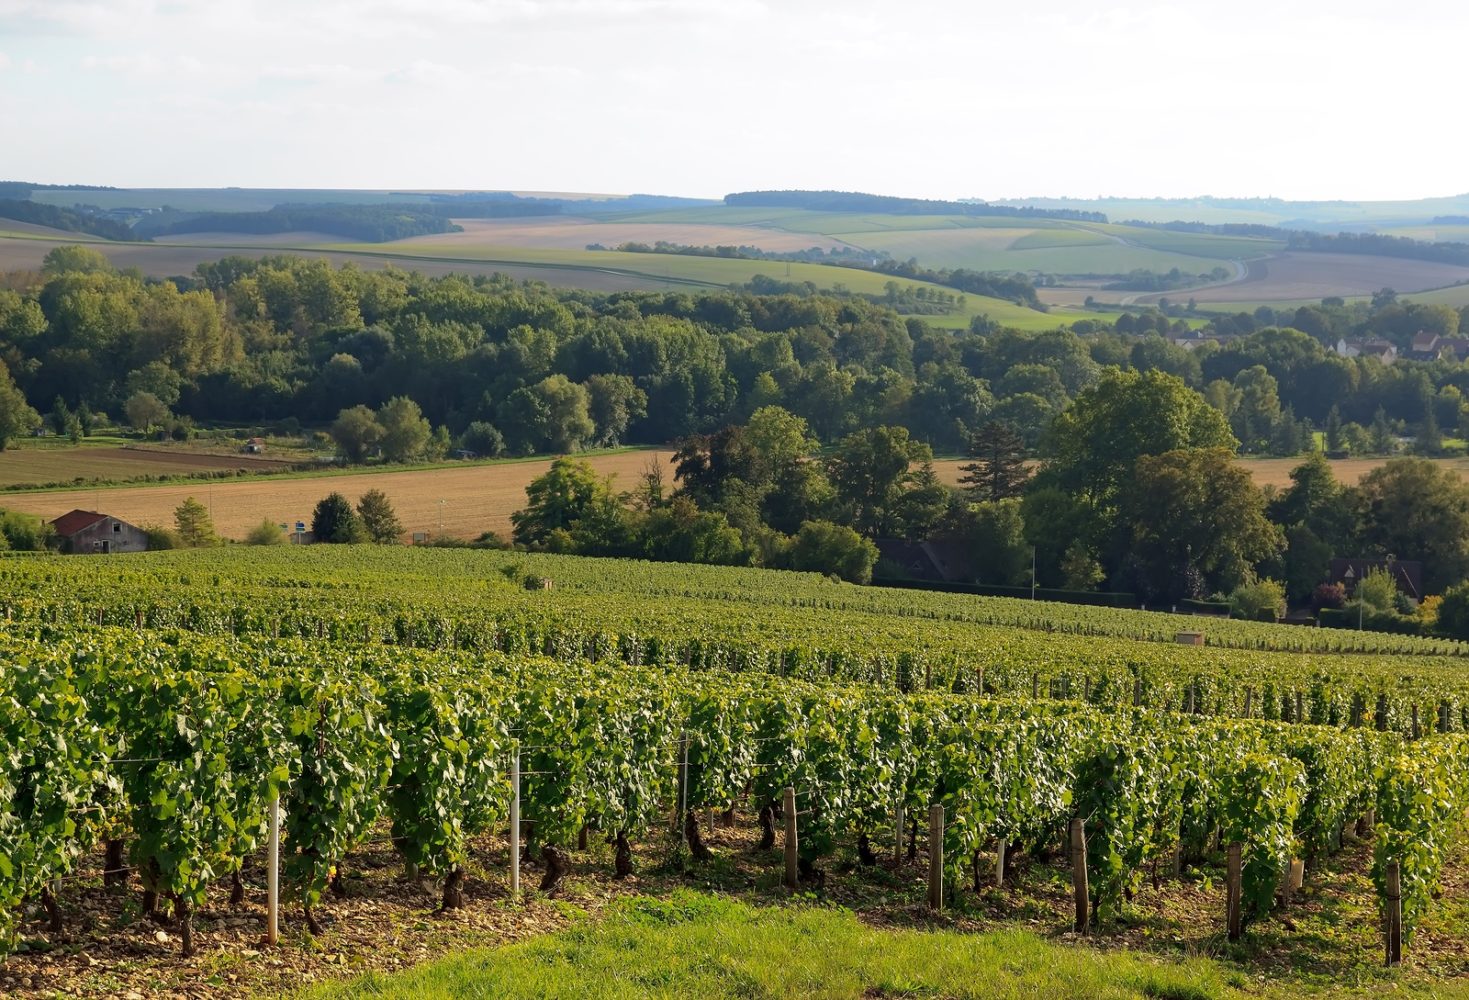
0;451;673;542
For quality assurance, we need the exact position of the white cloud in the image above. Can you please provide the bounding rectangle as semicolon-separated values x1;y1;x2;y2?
3;0;1468;198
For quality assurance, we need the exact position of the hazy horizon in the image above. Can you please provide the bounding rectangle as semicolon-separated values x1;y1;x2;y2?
3;0;1467;202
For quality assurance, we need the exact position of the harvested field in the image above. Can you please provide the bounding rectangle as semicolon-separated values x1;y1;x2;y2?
0;450;672;541
398;217;853;252
0;446;292;489
1174;252;1469;304
931;455;1469;492
1235;455;1469;489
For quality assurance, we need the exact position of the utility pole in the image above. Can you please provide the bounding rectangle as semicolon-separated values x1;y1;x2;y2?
1031;546;1037;600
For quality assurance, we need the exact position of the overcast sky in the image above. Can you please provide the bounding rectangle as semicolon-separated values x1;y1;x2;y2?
2;0;1465;201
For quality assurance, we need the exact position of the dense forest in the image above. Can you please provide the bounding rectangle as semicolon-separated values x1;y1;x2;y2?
133;204;463;242
0;199;137;241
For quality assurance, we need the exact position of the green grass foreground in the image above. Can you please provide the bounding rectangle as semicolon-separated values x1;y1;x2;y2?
299;892;1241;1000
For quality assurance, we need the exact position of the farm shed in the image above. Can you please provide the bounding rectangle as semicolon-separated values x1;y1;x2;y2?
50;509;149;555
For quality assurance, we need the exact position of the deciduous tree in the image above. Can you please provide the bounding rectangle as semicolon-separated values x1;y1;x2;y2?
377;396;432;464
331;405;384;463
1118;447;1282;601
0;361;40;450
357;489;404;544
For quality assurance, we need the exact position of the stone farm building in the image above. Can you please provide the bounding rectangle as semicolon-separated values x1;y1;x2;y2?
51;510;149;555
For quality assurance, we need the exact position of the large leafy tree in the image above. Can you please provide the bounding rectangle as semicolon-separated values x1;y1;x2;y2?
827;425;943;538
331;405;383;463
584;374;647;447
499;375;595;455
356;489;404;544
1117;447;1282;601
376;396;432;464
1355;458;1469;594
511;456;628;552
1040;368;1236;515
0;359;40;449
1265;452;1358;599
123;391;169;433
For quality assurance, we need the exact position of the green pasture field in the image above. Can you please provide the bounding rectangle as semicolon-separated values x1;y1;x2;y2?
1400;284;1469;308
315;240;1087;330
1087;223;1282;260
1009;227;1114;249
600;207;1276;275
831;229;1225;274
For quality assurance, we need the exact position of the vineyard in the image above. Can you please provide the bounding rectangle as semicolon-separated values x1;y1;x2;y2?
2;546;1469;995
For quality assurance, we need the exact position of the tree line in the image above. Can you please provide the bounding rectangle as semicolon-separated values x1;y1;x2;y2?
4;247;1469;471
132;204;462;243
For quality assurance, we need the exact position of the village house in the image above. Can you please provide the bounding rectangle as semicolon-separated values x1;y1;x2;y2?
1406;331;1469;362
50;510;149;555
1334;338;1398;364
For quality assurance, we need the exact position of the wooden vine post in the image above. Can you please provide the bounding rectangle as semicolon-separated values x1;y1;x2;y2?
783;786;799;889
1226;842;1244;941
266;794;280;947
927;803;944;911
1281;857;1304;906
1069;818;1088;934
1385;860;1403;966
994;840;1006;889
894;800;905;863
509;745;521;900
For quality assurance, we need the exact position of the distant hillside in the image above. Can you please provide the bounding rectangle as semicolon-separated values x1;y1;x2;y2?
726;190;1106;223
992;193;1469;229
0;199;136;241
135;204;461;243
1124;218;1469;267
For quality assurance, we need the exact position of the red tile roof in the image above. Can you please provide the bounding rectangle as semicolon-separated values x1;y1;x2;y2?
50;509;108;537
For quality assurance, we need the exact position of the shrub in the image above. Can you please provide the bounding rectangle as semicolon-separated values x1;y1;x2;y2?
1229;578;1285;621
245;518;286;546
788;520;878;584
1356;566;1397;611
459;421;506;458
142;524;182;550
1436;582;1469;640
1311;582;1346;612
0;510;54;551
